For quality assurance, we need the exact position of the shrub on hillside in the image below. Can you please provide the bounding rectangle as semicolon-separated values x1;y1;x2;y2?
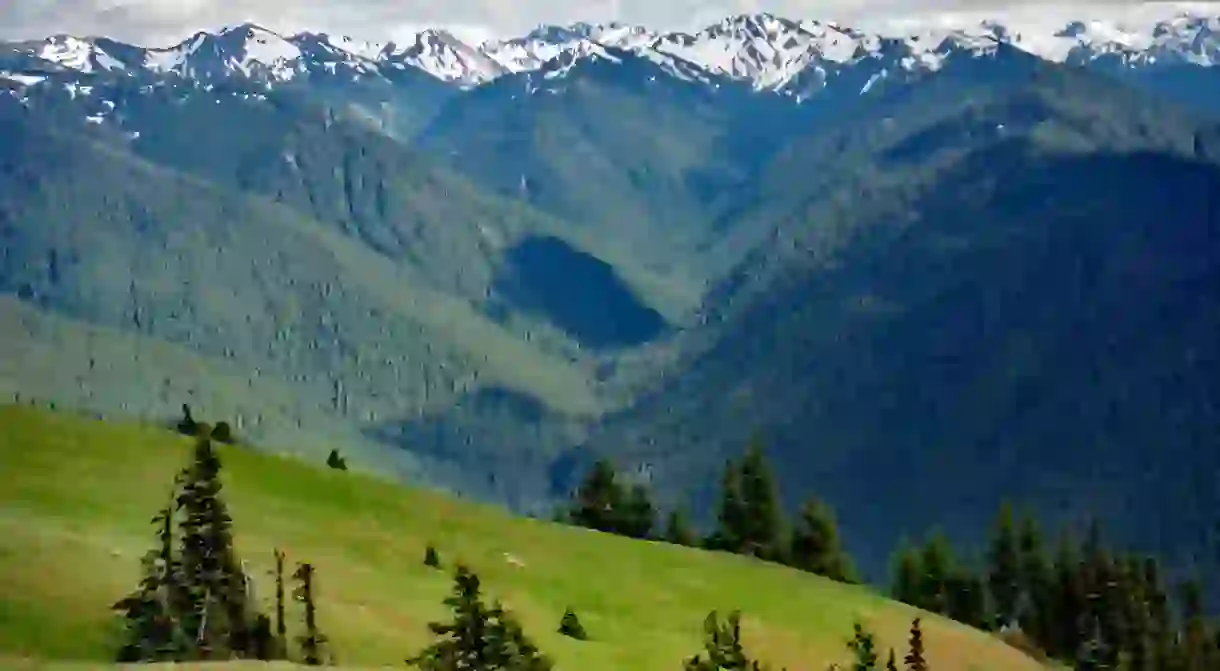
424;544;440;568
558;607;587;640
326;449;347;471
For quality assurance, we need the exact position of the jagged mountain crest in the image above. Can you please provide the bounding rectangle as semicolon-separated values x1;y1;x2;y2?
2;8;1220;96
383;28;507;84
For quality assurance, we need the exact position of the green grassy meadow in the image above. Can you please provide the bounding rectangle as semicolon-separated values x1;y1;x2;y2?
0;404;1043;671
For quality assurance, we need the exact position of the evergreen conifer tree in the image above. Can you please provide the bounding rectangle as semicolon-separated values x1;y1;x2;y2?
409;565;551;671
737;439;786;562
904;618;927;671
1141;557;1175;671
1016;512;1052;648
1047;531;1086;658
790;496;854;583
424;544;441;568
706;457;747;553
890;540;923;608
558;607;587;640
175;436;254;658
683;611;773;670
619;483;657;540
918;530;955;615
665;507;698;547
1117;556;1151;671
847;622;879;671
945;567;989;629
987;502;1021;629
885;649;898;671
1177;579;1214;671
326;449;347;470
568;460;624;534
114;438;269;663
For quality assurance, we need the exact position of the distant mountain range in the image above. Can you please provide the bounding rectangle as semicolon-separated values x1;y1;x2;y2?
5;9;1220;90
2;8;1219;586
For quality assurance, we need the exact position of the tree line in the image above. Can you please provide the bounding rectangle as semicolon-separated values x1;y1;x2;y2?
560;439;854;584
559;441;1220;670
115;428;931;669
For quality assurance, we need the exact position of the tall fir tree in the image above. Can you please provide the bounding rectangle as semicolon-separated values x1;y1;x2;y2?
409;565;551;671
1177;579;1214;671
1049;531;1087;659
1141;557;1175;671
848;622;879;671
706;457;747;553
987;502;1022;630
1080;520;1121;668
113;437;269;663
789;496;854;583
890;540;923;608
665;507;698;547
1015;511;1052;648
945;567;989;629
918;530;955;616
736;439;786;562
174;436;255;658
567;460;624;534
1118;556;1151;671
293;562;328;665
619;483;657;540
904;618;927;671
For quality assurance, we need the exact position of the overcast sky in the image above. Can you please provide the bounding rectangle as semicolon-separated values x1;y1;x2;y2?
1;0;1216;47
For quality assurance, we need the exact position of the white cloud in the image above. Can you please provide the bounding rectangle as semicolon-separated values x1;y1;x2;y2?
0;0;1216;46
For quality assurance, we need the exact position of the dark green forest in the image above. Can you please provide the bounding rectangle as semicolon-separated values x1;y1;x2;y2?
556;444;1220;671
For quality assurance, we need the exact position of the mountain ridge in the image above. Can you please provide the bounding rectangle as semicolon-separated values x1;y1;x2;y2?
4;8;1220;92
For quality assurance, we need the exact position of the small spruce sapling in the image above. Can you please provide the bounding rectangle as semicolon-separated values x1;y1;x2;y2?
848;622;879;671
424;544;441;568
558;607;588;640
904;618;927;671
326;449;348;470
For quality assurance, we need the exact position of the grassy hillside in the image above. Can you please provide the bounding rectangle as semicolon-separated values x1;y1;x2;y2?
0;404;1042;671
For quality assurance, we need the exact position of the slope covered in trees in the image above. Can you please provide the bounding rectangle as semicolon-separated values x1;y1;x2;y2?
585;60;1220;582
0;404;1043;670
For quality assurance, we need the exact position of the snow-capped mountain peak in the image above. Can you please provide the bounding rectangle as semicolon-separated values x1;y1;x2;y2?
3;6;1220;99
141;23;303;81
482;21;657;74
303;32;387;62
652;12;839;89
383;28;506;84
37;35;126;73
